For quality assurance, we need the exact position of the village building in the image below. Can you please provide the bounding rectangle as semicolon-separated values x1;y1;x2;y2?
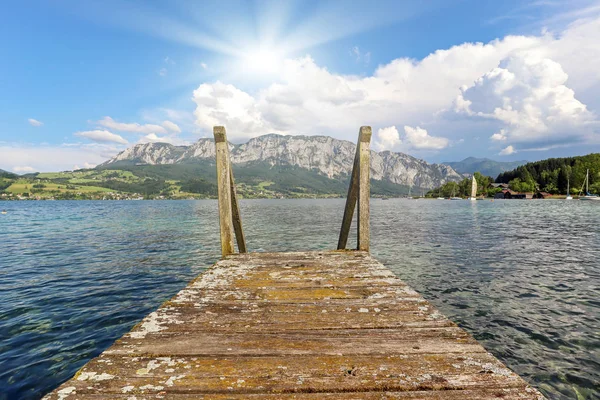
495;189;534;199
533;191;553;199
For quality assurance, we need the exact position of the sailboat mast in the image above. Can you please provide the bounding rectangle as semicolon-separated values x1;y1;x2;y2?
586;169;589;194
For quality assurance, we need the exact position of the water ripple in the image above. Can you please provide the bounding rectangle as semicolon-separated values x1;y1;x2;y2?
0;199;598;399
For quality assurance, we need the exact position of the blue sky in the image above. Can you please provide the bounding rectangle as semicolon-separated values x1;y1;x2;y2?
1;0;600;172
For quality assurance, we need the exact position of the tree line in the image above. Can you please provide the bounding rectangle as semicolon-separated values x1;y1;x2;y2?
496;153;600;195
427;153;600;197
427;172;496;198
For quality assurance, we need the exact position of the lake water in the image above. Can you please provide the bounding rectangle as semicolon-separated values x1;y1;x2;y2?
0;199;598;399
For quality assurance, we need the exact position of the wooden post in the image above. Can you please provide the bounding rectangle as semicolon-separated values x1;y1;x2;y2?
338;126;371;251
337;140;360;250
214;126;235;257
357;126;371;251
229;166;247;253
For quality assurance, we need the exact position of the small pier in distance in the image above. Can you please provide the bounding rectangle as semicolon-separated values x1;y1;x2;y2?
46;127;544;399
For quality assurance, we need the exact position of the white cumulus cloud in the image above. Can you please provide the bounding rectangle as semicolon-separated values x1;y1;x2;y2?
193;81;268;137
499;145;516;155
374;125;448;151
73;162;97;170
190;16;600;156
28;118;43;127
490;129;507;141
75;130;129;145
455;52;595;144
375;126;401;151
403;126;449;150
138;133;188;145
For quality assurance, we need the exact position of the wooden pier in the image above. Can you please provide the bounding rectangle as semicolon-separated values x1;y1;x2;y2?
46;127;544;399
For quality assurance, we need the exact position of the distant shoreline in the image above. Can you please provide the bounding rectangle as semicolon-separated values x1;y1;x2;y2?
0;196;578;202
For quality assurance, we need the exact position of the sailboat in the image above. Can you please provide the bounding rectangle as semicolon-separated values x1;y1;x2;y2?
566;178;573;200
580;169;600;201
468;176;477;201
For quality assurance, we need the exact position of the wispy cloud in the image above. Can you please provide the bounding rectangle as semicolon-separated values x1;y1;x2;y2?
540;1;600;26
13;166;36;173
28;118;43;127
96;116;180;134
75;130;129;144
487;0;600;28
68;0;437;79
350;46;371;64
1;143;123;172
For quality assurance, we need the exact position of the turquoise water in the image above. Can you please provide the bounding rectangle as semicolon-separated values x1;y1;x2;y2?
0;199;598;399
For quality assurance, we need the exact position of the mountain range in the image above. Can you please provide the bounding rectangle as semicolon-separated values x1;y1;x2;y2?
101;134;462;190
444;157;528;178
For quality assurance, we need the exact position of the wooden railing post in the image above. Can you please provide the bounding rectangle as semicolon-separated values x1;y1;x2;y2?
357;126;371;251
214;126;235;257
213;126;247;257
229;166;247;253
337;138;360;250
338;126;371;251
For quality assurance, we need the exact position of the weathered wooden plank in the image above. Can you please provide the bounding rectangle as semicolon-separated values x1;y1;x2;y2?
213;126;234;257
124;314;452;333
357;126;371;251
44;390;544;400
168;285;423;303
109;329;481;357
120;303;452;333
42;353;529;395
229;165;246;253
337;133;360;250
46;251;544;399
165;299;430;312
55;352;519;381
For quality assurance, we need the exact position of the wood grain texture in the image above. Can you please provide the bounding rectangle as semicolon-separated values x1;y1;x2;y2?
338;126;372;251
213;126;234;257
229;165;246;253
337;134;360;250
45;251;544;399
357;126;371;251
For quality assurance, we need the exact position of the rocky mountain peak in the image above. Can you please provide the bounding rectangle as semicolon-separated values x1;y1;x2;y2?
100;134;463;188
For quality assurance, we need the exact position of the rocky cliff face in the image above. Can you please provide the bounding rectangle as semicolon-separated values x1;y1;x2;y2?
100;134;462;188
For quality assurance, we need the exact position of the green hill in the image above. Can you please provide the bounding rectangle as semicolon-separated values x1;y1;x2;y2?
1;162;412;200
95;162;412;197
0;169;17;179
495;153;600;195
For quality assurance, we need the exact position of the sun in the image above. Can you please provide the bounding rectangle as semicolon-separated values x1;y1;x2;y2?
242;46;283;75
